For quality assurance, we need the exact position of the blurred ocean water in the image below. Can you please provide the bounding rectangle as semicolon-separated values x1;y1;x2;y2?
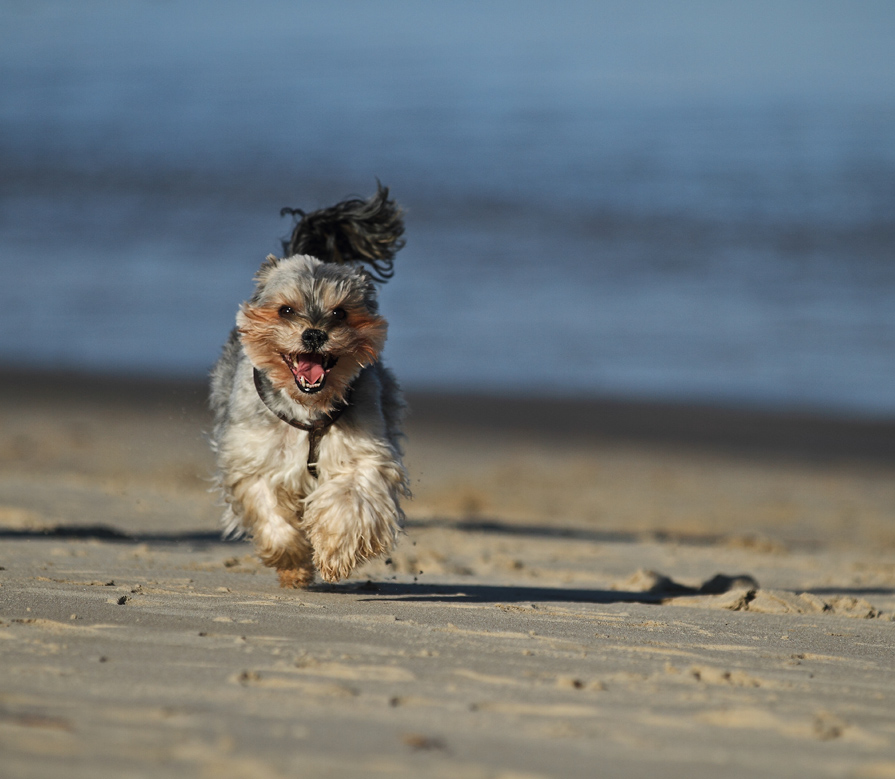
1;1;894;415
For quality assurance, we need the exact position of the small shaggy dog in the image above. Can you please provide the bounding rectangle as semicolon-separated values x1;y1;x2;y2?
210;185;409;588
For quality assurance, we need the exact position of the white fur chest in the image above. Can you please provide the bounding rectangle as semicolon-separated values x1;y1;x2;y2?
221;371;321;498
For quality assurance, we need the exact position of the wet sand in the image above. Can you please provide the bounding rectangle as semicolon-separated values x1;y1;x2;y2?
1;369;894;778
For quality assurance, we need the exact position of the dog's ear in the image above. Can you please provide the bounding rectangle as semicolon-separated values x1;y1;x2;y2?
253;253;280;282
248;255;281;303
280;183;405;283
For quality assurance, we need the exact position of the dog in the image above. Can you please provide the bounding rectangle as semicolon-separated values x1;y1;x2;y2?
210;185;409;588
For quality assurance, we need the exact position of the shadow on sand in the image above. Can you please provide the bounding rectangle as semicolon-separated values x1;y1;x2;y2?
320;570;760;607
0;525;230;546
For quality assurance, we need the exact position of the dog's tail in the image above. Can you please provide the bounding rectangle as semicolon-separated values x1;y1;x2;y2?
280;183;405;283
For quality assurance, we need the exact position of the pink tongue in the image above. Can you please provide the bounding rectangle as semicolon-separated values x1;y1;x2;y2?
295;356;325;384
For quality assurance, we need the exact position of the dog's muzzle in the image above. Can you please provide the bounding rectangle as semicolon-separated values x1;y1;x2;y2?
282;352;338;393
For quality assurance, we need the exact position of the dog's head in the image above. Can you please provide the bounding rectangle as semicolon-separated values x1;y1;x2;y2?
237;184;404;411
238;255;387;409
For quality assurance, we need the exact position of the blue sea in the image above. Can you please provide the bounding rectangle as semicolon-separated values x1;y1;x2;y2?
2;1;894;416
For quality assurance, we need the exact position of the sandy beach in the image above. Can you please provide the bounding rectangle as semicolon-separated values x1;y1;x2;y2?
1;369;894;778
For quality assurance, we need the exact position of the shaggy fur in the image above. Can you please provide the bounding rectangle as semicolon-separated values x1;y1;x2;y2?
210;185;409;587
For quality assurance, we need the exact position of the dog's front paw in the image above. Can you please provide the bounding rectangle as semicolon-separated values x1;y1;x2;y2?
313;551;354;584
312;532;393;583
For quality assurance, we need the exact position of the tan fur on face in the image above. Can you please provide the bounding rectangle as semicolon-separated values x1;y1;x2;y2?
237;304;298;389
237;273;387;411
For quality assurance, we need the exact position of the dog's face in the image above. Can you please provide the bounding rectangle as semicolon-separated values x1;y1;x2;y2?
237;255;387;409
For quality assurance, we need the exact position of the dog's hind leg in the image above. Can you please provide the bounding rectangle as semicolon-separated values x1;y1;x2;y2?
274;566;315;589
233;477;316;588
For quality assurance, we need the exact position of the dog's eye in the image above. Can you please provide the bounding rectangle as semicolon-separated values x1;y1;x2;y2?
331;307;347;321
278;305;296;318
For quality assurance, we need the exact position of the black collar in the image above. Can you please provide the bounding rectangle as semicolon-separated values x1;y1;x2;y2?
253;368;351;478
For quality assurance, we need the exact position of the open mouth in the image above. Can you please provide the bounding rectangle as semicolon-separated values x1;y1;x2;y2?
282;353;338;394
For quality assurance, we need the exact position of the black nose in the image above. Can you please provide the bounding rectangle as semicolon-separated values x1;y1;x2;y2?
301;328;328;351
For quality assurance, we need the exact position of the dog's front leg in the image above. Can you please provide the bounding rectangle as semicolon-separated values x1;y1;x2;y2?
232;477;316;588
303;438;407;583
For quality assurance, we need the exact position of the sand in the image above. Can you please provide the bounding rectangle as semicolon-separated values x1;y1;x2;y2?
1;370;894;778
